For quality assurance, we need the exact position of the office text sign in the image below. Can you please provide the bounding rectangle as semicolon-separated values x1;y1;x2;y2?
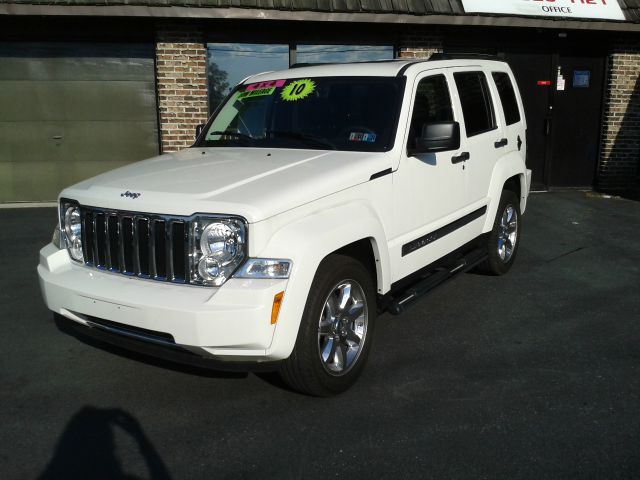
461;0;626;21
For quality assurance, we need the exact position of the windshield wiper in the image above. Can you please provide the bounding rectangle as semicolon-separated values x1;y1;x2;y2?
266;130;336;150
208;130;254;141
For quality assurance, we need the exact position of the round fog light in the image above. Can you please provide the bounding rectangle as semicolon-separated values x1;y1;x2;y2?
198;256;222;280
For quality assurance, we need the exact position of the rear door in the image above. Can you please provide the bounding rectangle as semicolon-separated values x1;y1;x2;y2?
450;68;504;210
490;69;526;165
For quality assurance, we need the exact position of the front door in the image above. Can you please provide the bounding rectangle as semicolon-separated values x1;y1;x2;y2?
391;70;466;281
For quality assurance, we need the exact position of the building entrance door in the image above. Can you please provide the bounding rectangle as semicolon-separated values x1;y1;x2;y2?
550;54;606;187
504;50;605;189
504;51;554;190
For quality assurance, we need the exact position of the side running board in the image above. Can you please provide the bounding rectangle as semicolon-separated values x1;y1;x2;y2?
386;249;487;315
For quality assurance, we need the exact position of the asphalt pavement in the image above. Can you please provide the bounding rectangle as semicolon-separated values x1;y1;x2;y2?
1;191;639;479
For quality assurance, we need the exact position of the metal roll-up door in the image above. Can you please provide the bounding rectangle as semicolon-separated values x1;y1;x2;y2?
0;42;159;202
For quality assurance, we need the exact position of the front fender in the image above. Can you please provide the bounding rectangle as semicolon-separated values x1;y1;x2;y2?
257;199;390;360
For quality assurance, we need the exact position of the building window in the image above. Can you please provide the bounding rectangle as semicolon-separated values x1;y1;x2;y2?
207;43;289;112
206;43;394;112
296;45;394;64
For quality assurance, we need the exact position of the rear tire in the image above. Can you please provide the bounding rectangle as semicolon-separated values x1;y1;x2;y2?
280;254;376;396
477;189;522;275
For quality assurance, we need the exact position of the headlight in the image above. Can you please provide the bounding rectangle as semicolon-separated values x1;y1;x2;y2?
235;258;292;279
52;223;62;249
191;218;246;286
60;201;84;263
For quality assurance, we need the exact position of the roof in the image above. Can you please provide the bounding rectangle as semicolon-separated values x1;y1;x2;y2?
0;0;639;25
621;0;640;21
0;0;462;13
244;57;507;82
247;59;416;81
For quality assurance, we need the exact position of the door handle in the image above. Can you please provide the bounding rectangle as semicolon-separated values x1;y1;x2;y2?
451;152;470;164
494;138;508;148
545;118;551;136
51;135;63;140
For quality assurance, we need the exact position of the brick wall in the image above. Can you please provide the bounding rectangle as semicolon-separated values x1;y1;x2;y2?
155;24;209;153
599;38;640;192
397;27;443;59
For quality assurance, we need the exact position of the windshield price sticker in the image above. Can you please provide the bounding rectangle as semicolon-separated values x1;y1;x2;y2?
238;87;276;100
281;79;316;102
245;79;286;91
349;132;377;143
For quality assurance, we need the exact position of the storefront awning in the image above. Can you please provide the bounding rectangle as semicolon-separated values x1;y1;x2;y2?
1;0;640;30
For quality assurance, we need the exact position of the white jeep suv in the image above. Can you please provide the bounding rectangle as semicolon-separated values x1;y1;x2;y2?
38;57;532;396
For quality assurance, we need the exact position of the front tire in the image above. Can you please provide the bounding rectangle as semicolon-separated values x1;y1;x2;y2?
478;189;522;275
280;254;376;396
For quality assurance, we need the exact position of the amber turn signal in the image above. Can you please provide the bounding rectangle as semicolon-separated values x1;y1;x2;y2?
271;291;285;325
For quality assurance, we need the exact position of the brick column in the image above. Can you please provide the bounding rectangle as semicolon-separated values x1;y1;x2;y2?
397;27;443;59
599;38;640;192
155;24;209;153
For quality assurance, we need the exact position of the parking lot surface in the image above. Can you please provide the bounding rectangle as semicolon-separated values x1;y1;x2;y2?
1;191;639;479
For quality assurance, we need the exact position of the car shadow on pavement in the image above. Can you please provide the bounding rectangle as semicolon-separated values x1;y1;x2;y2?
54;314;249;380
38;406;171;480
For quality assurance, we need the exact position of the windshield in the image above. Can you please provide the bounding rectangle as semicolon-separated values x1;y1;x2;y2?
196;76;406;152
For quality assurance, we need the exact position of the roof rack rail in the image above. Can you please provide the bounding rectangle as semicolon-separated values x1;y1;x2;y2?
289;59;409;69
429;53;502;61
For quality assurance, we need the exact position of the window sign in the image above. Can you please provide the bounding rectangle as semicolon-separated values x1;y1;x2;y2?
461;0;625;21
573;70;591;88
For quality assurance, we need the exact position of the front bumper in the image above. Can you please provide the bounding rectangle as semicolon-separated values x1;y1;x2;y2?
38;243;289;362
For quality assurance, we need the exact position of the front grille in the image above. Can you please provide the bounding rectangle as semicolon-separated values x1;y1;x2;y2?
80;207;189;283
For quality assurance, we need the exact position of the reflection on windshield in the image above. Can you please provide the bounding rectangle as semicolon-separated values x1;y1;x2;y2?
197;76;405;152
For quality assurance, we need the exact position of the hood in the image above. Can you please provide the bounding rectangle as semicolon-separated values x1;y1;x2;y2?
62;147;391;222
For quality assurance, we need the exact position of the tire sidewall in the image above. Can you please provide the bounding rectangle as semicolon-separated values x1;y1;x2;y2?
286;255;377;396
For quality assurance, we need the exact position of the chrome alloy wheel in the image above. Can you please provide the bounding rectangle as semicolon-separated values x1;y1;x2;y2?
497;204;518;263
317;280;368;376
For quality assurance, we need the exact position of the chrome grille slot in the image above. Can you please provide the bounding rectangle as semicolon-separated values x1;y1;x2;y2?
137;218;150;276
81;207;190;284
95;213;107;267
172;222;186;281
121;216;134;274
154;220;167;279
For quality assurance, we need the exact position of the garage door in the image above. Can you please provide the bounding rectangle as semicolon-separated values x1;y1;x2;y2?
0;42;159;202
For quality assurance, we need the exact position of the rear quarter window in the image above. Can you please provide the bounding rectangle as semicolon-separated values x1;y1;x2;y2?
454;71;497;138
492;72;521;126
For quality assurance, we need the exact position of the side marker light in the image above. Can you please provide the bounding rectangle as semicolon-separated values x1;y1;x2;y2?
271;291;285;325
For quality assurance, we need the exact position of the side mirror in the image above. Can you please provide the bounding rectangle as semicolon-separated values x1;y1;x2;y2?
410;121;460;155
195;123;205;139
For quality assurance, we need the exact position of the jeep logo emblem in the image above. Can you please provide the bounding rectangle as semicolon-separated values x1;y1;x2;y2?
121;191;141;199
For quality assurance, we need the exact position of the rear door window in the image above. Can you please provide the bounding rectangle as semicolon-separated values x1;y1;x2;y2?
492;72;521;126
453;71;497;138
